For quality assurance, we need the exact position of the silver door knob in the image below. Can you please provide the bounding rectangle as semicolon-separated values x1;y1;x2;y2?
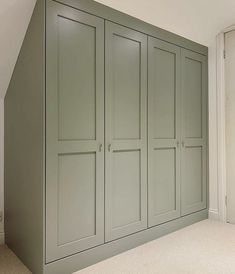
98;143;102;152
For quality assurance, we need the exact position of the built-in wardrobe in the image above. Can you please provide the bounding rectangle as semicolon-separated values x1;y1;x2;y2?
4;0;208;273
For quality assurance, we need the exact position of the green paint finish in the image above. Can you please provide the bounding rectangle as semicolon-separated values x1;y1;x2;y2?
53;0;208;56
105;21;148;241
148;37;181;227
57;153;97;245
181;49;207;216
46;1;105;262
153;148;177;215
4;0;45;273
44;210;208;274
57;15;97;141
112;34;141;139
112;150;142;228
4;0;208;273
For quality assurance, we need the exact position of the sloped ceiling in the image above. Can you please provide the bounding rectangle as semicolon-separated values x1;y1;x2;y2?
0;0;36;98
1;0;235;98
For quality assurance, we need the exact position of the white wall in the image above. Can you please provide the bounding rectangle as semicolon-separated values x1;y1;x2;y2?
0;0;36;98
95;0;235;46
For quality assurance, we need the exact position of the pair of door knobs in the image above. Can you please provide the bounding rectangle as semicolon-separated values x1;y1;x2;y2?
177;141;185;147
98;142;185;152
98;144;112;152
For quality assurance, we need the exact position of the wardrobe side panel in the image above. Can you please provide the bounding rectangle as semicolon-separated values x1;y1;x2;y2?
4;0;45;273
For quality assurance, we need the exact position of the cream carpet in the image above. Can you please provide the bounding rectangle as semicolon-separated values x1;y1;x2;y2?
1;220;235;274
0;245;31;274
76;220;235;274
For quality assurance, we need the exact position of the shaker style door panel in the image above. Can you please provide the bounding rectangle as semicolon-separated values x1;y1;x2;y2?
181;49;207;216
46;1;104;262
148;37;181;227
105;22;147;241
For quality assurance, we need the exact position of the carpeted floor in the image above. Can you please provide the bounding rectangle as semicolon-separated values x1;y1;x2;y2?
0;245;31;274
76;220;235;274
1;220;235;274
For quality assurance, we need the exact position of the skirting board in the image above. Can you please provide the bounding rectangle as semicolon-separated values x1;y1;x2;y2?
44;209;208;274
209;209;220;220
0;232;5;244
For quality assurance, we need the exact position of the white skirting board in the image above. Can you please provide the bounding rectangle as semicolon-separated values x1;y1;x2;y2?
209;209;220;220
0;232;5;244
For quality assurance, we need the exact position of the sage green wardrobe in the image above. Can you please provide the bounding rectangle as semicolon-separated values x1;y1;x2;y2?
148;39;207;226
4;0;208;273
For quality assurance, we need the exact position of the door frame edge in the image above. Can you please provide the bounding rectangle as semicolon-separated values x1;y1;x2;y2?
215;27;235;223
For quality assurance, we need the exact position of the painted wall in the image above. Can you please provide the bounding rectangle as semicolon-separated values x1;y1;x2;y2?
0;0;37;98
1;0;235;240
95;0;235;46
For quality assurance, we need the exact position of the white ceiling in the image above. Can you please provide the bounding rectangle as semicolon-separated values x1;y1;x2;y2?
96;0;235;46
1;0;235;98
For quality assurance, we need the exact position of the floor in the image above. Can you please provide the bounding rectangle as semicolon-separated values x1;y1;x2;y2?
1;220;235;274
0;245;31;274
76;220;235;274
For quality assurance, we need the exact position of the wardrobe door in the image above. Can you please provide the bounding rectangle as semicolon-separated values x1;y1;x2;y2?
181;49;207;216
105;22;147;241
46;1;104;262
148;37;181;227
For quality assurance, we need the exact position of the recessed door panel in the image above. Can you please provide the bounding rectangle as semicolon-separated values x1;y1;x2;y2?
181;49;207;216
113;35;141;140
58;153;96;245
153;48;176;139
46;1;104;262
105;22;147;241
183;147;203;206
153;148;176;216
58;16;96;141
184;58;202;139
112;150;141;229
148;37;180;227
